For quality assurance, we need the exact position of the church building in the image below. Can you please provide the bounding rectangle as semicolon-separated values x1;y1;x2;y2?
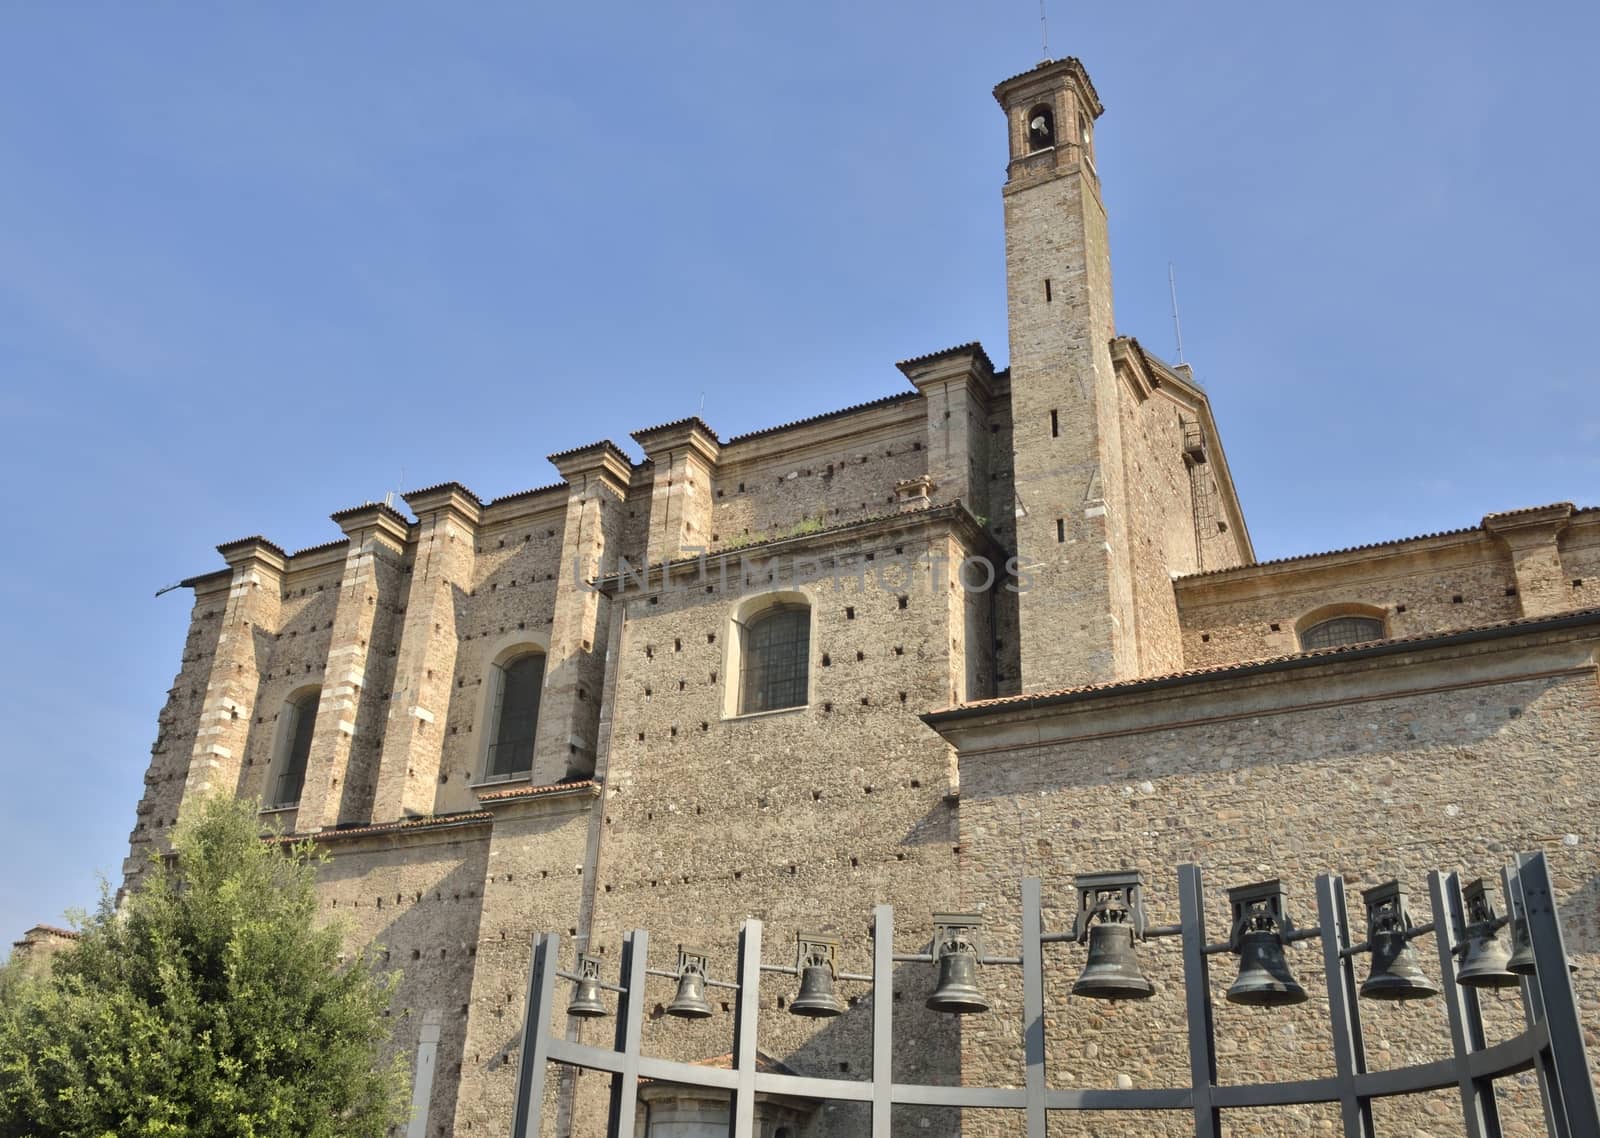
93;55;1598;1136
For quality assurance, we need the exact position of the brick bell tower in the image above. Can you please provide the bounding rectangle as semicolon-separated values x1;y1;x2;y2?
996;59;1138;692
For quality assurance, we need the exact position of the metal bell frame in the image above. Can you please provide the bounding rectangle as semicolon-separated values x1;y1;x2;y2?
515;852;1598;1138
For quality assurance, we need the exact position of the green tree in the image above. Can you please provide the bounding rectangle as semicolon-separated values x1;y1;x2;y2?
0;797;409;1138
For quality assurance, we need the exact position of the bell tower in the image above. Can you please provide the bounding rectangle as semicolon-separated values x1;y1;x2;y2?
996;58;1137;691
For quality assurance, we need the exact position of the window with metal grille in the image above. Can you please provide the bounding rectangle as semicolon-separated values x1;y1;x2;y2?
740;605;810;714
1299;616;1385;651
269;691;319;808
486;652;544;781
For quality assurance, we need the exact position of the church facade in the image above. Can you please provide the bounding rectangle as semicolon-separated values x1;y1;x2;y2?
104;56;1598;1136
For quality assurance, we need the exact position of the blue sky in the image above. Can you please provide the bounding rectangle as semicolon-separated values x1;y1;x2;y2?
1;2;1595;938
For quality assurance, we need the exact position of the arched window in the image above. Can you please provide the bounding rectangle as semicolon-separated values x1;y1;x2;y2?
1027;104;1055;151
739;603;810;715
1300;615;1386;651
268;689;319;808
484;651;545;782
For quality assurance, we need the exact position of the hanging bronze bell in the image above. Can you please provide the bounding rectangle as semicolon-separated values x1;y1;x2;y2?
1226;929;1308;1007
1072;922;1155;1000
790;963;845;1017
1360;929;1439;1001
1456;923;1517;989
666;968;714;1018
1507;917;1536;976
567;974;608;1018
926;948;989;1014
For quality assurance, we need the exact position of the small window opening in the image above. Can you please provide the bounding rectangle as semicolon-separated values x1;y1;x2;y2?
1299;616;1385;651
1050;409;1059;437
1027;104;1055;151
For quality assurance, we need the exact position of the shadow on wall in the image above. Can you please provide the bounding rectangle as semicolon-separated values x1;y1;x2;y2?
314;845;490;1132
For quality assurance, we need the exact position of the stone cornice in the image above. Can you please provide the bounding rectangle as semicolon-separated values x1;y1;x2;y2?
896;342;997;403
216;536;287;573
547;440;634;493
403;482;483;528
1482;502;1574;546
630;418;722;466
330;502;412;552
993;56;1103;119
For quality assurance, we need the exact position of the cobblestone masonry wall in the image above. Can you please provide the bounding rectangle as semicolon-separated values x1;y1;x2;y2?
431;503;566;815
983;377;1024;698
308;824;495;1138
1176;533;1528;669
124;576;230;878
708;402;929;550
238;559;341;808
1000;66;1138;692
948;632;1600;1137
450;794;592;1137
572;519;1000;1138
1558;515;1600;596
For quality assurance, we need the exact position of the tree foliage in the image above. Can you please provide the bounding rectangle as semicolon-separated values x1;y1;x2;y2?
0;797;409;1138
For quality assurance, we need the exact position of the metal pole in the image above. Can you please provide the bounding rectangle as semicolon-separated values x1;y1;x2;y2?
1021;878;1047;1138
1518;852;1600;1136
1503;859;1566;1138
512;931;560;1138
1178;864;1220;1138
1428;871;1502;1138
1316;874;1374;1138
606;931;648;1138
727;921;762;1138
871;904;894;1138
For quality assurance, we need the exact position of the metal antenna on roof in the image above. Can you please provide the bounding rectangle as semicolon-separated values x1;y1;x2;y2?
1168;262;1185;365
1038;0;1050;61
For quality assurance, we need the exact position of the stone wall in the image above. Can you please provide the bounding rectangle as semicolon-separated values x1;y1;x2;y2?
708;396;929;551
1177;529;1524;669
575;514;1000;1138
940;624;1600;1136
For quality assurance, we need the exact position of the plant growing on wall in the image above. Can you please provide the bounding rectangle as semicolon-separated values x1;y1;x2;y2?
0;797;409;1138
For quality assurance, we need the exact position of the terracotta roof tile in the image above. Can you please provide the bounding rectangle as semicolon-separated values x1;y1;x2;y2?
630;416;722;444
1482;501;1576;520
475;778;598;803
329;501;411;528
1183;503;1595;581
546;439;633;466
723;390;920;445
487;482;568;508
402;480;484;506
896;341;995;374
287;538;348;559
216;536;288;559
268;810;492;844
